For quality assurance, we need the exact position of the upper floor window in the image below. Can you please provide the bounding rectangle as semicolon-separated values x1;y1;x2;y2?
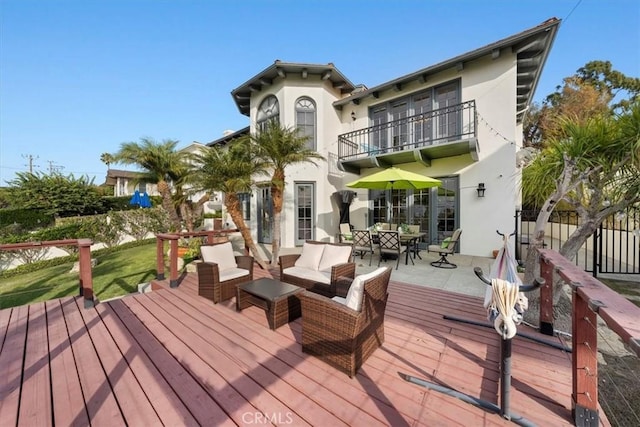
295;97;316;150
369;79;461;148
257;95;279;132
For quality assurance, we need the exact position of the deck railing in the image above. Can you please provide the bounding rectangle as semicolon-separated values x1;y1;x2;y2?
337;100;477;160
0;239;94;308
536;248;640;426
155;229;244;288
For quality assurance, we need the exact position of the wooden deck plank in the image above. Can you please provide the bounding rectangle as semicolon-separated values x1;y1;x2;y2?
46;299;90;427
168;279;421;426
1;268;608;427
18;302;52;426
175;282;476;425
0;306;12;352
108;297;235;427
140;290;317;427
94;302;199;427
59;297;125;425
172;271;574;426
0;305;27;426
161;285;399;426
76;297;161;425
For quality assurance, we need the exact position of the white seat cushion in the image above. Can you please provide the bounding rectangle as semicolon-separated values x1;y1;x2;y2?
200;242;237;271
219;267;250;282
344;267;388;311
283;266;331;284
294;242;325;271
318;245;352;272
332;296;347;305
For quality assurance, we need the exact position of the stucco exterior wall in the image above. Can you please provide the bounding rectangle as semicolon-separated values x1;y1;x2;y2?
239;49;526;257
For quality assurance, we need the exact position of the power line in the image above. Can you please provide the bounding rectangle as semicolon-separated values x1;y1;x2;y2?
563;0;584;24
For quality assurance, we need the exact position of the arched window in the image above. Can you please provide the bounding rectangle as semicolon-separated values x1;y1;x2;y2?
295;97;316;150
257;95;279;131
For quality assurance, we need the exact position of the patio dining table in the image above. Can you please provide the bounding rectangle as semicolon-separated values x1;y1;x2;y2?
370;231;426;265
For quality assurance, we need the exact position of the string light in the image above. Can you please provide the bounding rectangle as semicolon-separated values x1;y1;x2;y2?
476;110;519;147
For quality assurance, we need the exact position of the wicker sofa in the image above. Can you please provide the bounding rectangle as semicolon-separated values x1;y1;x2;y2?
197;242;254;303
298;266;392;377
279;240;356;297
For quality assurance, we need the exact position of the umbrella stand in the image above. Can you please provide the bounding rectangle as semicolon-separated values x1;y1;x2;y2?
400;231;545;426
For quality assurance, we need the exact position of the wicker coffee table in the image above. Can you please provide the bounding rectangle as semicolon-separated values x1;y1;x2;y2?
236;278;303;330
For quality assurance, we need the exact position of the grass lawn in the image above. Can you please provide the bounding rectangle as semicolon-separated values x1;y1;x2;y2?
0;243;158;309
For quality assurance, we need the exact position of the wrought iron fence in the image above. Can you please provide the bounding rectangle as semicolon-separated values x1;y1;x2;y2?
515;208;640;276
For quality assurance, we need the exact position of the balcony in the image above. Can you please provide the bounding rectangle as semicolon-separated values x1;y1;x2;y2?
338;100;478;174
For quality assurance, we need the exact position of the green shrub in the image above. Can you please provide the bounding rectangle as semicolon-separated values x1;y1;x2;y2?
0;208;54;230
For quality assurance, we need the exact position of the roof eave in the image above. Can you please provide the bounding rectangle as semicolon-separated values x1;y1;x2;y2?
231;61;357;116
333;17;561;113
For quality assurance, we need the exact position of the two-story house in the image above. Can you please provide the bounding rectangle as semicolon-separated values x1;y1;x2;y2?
209;18;560;257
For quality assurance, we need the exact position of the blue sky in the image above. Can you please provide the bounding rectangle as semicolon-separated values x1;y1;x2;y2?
1;0;638;185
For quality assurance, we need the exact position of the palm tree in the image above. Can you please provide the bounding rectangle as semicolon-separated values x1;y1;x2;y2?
191;140;270;269
100;152;114;170
111;138;189;230
253;121;324;266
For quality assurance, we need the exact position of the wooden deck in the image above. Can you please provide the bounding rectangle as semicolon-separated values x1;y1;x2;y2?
0;267;597;426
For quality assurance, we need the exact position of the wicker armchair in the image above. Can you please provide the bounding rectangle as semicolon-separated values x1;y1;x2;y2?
279;240;356;297
298;267;392;377
197;242;254;303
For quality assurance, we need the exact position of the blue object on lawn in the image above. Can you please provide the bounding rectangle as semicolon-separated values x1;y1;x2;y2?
129;190;141;206
139;192;152;208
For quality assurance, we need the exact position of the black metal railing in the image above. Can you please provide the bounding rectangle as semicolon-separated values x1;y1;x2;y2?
515;208;640;276
338;100;477;160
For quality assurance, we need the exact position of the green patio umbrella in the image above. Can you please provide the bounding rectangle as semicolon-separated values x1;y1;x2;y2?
346;166;441;224
346;166;441;190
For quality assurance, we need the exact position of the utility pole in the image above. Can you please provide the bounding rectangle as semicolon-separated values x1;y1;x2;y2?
46;160;65;174
22;154;39;173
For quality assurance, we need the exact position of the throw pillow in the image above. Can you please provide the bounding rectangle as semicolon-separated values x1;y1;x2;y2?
440;237;452;249
344;267;387;311
294;242;325;271
318;244;352;272
200;242;237;271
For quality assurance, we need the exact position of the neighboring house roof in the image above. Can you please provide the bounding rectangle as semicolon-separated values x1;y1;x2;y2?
333;17;561;123
179;142;207;154
231;61;357;116
103;169;145;186
206;126;250;147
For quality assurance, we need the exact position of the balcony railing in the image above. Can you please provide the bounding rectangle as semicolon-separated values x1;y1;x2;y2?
338;100;477;160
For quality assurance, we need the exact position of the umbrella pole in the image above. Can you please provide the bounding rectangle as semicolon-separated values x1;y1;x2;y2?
501;337;512;420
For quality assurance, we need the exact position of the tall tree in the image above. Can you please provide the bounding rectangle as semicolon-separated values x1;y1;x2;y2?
190;140;270;269
100;152;114;170
522;103;640;285
252;121;324;266
523;60;640;148
111;138;189;230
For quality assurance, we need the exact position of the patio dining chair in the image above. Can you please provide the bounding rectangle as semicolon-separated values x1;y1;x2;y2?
339;223;353;244
407;224;423;259
351;229;375;266
378;230;413;270
428;228;462;269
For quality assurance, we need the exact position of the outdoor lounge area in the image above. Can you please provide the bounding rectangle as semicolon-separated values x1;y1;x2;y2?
0;261;602;426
